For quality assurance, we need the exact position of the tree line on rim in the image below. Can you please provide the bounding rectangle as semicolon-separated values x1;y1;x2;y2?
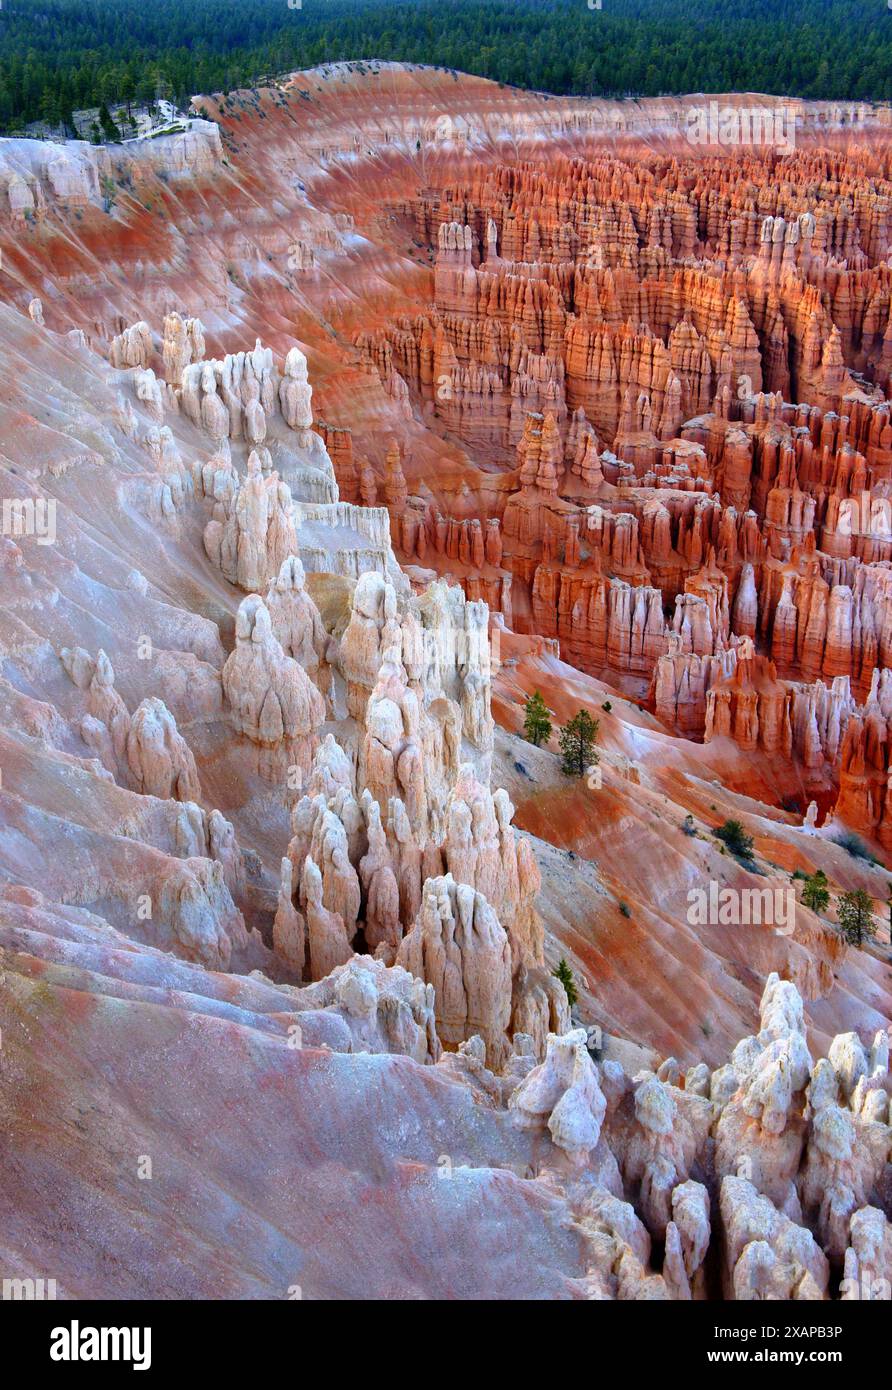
2;0;890;134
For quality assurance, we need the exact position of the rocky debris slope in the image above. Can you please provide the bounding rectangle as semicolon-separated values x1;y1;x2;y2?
3;887;890;1298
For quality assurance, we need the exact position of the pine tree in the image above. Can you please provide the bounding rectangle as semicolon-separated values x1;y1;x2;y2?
552;956;578;1008
801;869;829;914
121;72;136;120
522;690;552;747
98;102;120;140
559;709;599;777
837;889;877;947
39;86;61;130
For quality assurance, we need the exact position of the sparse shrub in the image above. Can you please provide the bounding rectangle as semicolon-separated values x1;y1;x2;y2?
618;900;631;918
832;830;879;865
714;819;755;862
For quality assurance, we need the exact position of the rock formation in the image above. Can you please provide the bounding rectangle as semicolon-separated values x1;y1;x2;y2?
222;594;325;774
397;873;513;1069
1;65;890;1307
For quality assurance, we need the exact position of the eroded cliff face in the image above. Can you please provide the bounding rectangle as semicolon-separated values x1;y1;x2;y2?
0;65;890;1299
